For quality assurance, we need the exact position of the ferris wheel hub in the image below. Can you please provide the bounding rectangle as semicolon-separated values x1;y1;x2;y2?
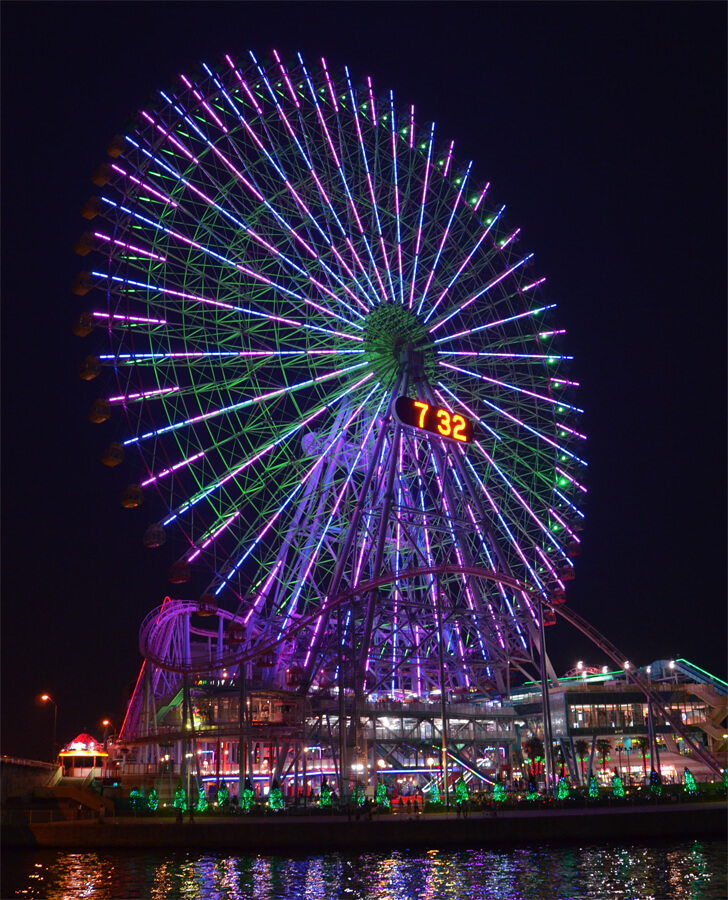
363;302;436;388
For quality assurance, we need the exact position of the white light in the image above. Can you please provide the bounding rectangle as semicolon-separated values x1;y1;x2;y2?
624;662;630;670
576;661;583;670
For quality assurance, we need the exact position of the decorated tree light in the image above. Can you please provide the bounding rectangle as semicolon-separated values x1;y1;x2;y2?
218;779;229;807
197;786;208;812
649;769;662;797
147;787;159;811
173;779;187;812
526;779;540;801
269;778;284;810
611;771;625;798
493;782;507;803
455;776;468;807
352;782;366;807
375;781;390;808
588;774;599;800
320;776;332;807
241;776;255;812
430;780;440;804
129;787;143;810
557;775;569;800
683;767;697;796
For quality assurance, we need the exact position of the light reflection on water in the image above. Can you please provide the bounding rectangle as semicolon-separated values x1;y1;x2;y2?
4;840;726;899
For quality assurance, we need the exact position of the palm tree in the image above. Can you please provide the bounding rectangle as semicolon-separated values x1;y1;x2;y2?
523;736;544;777
633;737;649;781
596;739;611;774
574;739;590;780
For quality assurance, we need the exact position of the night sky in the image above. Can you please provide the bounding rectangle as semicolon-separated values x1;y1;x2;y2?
2;2;725;762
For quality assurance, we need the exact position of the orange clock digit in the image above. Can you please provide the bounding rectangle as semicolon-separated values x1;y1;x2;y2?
414;401;429;428
452;414;467;442
436;409;451;436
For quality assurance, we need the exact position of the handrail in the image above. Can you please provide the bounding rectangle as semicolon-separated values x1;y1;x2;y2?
554;604;724;776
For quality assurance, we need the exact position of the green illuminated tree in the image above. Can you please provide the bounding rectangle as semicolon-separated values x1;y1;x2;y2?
269;778;284;810
218;779;229;807
454;776;468;807
588;773;599;799
129;787;143;809
493;782;507;803
320;776;332;807
196;786;208;812
611;771;625;798
683;767;697;795
557;775;569;800
147;787;159;811
352;782;366;807
649;769;662;797
241;776;254;812
430;780;440;804
173;780;187;811
375;781;390;808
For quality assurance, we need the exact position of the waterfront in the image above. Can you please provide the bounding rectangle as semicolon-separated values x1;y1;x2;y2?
3;839;726;899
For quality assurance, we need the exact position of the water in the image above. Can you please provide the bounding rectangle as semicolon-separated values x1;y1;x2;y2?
3;841;726;899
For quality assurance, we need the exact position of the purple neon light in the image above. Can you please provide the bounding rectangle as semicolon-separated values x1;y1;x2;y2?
438;361;583;413
92;312;166;325
141;450;205;487
423;206;505;322
320;57;339;112
93;232;166;262
428;252;535;334
108;386;179;403
408;121;435;308
433;304;556;346
555;467;587;493
549;507;581;542
272;50;300;108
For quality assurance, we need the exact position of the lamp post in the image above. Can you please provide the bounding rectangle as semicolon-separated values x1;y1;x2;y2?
40;695;58;762
102;719;114;749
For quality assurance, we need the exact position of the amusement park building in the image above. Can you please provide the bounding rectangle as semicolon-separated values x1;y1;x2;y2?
102;657;725;803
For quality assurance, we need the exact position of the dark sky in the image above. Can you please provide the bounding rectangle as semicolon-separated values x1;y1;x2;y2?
2;2;725;762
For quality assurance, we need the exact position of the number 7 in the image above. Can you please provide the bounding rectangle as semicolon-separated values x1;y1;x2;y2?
414;401;429;428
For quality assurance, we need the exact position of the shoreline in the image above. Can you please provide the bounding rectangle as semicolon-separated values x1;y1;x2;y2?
5;802;726;851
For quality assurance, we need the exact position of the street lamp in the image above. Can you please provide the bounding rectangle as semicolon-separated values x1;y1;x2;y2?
40;695;58;762
102;719;114;749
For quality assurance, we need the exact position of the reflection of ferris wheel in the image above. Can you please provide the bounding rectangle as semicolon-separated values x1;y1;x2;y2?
75;50;586;699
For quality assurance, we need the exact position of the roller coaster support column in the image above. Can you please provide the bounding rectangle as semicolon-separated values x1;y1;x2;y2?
537;608;555;794
436;577;450;809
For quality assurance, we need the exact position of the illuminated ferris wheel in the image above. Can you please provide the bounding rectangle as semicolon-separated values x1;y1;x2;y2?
74;50;586;700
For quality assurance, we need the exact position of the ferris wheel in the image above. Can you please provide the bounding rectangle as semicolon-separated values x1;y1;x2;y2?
74;50;586;699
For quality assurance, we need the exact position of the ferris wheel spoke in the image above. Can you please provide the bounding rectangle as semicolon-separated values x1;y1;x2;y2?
210;64;377;314
416;160;473;315
161;370;376;528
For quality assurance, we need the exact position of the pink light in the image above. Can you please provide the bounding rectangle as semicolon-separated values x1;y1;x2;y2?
367;76;377;126
109;164;178;208
108;386;179;403
473;183;490;212
273;50;300;108
320;57;338;112
549;507;581;542
555;467;587;493
93;233;167;261
141;451;205;487
225;57;263;115
443;140;454;177
409;105;415;148
92;312;166;325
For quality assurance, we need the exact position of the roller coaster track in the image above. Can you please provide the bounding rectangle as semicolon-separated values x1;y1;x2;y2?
553;603;724;777
137;571;724;777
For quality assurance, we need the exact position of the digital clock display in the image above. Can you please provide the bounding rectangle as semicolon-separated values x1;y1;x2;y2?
393;396;473;444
